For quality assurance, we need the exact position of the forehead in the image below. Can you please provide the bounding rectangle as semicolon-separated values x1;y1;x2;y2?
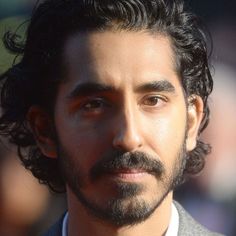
63;30;180;89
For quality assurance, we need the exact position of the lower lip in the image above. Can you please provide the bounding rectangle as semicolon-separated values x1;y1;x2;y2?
108;171;148;180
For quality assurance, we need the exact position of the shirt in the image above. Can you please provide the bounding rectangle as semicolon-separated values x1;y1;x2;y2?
62;203;179;236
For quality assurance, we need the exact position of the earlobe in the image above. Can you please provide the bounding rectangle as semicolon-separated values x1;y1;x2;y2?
27;106;57;158
186;95;204;151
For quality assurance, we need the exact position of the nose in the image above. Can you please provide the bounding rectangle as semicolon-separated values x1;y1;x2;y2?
112;107;143;152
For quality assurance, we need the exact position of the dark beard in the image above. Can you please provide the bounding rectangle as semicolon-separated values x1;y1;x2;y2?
58;147;186;227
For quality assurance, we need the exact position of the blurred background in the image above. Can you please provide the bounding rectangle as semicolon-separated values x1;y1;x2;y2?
0;0;235;235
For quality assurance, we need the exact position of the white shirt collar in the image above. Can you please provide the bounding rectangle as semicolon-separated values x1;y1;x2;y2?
165;203;179;236
62;212;68;236
62;203;179;236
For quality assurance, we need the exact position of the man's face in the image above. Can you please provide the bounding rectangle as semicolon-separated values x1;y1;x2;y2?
42;31;199;226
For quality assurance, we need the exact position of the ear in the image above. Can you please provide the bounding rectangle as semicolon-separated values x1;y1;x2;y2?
186;95;204;151
27;106;57;158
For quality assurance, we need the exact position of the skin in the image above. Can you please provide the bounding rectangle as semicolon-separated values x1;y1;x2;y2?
28;31;203;236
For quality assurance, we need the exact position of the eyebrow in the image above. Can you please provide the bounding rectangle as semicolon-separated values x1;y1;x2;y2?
67;82;116;99
67;79;176;100
134;80;176;93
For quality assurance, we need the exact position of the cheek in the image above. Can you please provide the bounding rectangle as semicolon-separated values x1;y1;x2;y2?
55;116;111;168
146;107;187;160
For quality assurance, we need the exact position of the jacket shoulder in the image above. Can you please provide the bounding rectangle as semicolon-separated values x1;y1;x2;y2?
42;214;64;236
174;201;225;236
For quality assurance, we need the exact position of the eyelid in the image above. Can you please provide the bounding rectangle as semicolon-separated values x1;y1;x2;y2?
137;94;169;110
141;94;168;103
68;96;107;113
82;97;109;109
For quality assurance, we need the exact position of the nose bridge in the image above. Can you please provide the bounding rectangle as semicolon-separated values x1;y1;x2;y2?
112;98;142;151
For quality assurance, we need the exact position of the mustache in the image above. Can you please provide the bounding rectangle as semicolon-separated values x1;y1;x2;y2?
90;151;165;181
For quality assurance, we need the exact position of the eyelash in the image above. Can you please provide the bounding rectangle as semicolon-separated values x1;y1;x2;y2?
140;95;168;107
77;94;168;116
83;98;105;109
82;98;109;110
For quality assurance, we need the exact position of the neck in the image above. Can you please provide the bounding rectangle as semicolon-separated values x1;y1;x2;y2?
67;189;173;236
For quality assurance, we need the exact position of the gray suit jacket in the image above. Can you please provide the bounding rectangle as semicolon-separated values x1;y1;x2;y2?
174;201;223;236
43;201;224;236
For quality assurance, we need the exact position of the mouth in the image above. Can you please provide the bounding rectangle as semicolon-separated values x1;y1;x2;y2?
106;169;150;181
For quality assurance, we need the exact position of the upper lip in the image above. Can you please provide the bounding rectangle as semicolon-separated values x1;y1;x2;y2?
108;169;146;174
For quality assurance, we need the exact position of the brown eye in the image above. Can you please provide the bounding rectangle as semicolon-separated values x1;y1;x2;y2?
80;97;113;117
83;99;105;110
142;96;166;106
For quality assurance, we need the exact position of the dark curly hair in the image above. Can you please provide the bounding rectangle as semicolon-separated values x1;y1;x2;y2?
0;0;213;192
